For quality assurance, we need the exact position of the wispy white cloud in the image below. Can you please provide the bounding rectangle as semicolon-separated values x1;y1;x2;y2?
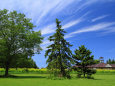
35;0;61;25
73;0;115;14
62;11;90;29
0;0;115;36
40;24;56;35
65;22;115;38
0;0;114;24
0;0;76;24
92;15;109;22
41;45;48;50
40;17;83;35
52;0;76;14
101;27;115;35
42;40;51;45
62;19;82;29
72;0;99;14
40;11;89;35
41;40;52;50
34;0;76;25
96;0;115;2
40;36;53;50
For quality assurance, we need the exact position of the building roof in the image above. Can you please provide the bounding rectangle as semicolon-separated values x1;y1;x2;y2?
74;63;115;68
110;64;115;67
90;63;108;68
91;63;115;68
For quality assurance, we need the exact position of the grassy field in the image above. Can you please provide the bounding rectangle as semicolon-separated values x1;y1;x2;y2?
0;73;115;86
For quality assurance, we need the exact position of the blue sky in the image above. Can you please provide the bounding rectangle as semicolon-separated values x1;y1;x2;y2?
0;0;115;68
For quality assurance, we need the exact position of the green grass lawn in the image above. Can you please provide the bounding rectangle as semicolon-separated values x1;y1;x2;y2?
0;74;115;86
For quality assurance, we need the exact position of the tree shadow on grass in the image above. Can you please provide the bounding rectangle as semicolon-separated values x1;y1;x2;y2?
0;75;103;80
0;75;46;79
93;78;103;80
76;77;103;80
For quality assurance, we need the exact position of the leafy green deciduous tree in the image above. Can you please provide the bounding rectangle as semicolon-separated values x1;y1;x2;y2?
14;57;38;68
0;57;38;68
0;9;43;76
45;19;73;78
73;45;96;78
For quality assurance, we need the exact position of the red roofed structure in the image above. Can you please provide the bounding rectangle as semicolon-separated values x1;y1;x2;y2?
89;63;115;69
74;63;115;69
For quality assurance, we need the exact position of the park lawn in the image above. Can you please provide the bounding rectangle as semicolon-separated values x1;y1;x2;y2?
0;74;115;86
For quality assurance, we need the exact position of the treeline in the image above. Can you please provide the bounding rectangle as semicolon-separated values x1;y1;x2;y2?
107;59;115;64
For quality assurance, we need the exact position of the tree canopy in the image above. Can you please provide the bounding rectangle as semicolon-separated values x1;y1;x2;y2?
0;9;43;76
73;45;96;78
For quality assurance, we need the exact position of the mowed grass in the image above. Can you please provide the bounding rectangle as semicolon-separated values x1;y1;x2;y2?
0;74;115;86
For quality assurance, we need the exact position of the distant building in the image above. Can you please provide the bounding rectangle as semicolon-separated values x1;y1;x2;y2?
88;63;115;69
99;57;104;63
73;57;115;69
74;63;115;69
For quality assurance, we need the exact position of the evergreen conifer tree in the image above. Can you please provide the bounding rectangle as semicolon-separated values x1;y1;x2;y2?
45;19;73;78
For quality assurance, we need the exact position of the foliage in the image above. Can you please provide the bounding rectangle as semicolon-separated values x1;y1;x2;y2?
106;59;115;64
96;69;115;74
0;68;48;74
94;59;100;64
14;57;38;68
0;57;38;68
0;9;43;76
73;45;96;78
45;19;73;78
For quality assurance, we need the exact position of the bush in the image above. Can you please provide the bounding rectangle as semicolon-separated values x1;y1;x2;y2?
0;68;48;74
96;69;115;74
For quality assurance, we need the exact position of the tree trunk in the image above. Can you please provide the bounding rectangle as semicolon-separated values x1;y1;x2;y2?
5;62;9;76
61;66;66;77
83;73;85;78
83;66;85;78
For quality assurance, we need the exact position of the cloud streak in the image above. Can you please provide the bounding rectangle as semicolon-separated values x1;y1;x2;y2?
40;17;83;35
65;22;115;38
62;19;82;29
41;40;53;50
92;15;109;22
40;24;56;35
101;27;115;35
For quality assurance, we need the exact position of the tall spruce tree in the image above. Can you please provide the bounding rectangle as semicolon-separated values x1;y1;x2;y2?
45;19;73;78
73;45;96;78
